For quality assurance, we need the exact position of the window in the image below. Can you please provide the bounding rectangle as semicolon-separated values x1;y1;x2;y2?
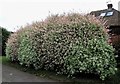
100;13;106;17
106;11;113;16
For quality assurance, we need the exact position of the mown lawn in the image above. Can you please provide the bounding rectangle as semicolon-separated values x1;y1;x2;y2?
1;56;120;84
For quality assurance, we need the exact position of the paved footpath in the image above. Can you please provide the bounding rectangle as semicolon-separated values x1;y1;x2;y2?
2;65;58;82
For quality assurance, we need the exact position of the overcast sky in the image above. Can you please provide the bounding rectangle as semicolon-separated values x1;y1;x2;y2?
0;0;120;32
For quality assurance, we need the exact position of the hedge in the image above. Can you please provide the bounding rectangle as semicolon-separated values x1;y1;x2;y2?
6;13;117;80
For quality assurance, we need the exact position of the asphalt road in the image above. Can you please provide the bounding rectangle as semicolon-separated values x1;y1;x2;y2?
2;65;57;82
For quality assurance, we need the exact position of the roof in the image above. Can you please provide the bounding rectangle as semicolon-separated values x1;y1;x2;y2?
90;8;120;27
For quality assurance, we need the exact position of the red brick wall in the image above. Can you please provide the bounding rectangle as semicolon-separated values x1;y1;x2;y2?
105;26;120;47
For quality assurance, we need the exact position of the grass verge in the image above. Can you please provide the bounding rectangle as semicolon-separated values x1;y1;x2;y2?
1;56;120;84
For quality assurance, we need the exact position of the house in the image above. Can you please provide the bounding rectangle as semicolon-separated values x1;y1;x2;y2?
90;3;120;48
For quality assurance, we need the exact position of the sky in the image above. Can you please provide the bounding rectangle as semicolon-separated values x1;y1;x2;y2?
0;0;120;32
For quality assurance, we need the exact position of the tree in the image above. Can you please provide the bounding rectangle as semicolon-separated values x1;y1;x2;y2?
0;26;11;56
